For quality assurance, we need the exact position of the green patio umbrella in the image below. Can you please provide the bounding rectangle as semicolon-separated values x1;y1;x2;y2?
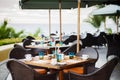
92;4;120;33
19;0;120;53
19;0;120;9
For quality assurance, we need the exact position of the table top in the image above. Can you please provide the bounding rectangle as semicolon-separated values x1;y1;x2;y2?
26;44;70;49
21;56;96;70
32;39;60;42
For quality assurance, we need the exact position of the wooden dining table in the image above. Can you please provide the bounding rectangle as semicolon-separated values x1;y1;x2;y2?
21;55;96;80
25;44;70;54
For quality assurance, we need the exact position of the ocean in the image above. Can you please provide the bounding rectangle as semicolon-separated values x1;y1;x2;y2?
7;19;118;37
8;22;99;36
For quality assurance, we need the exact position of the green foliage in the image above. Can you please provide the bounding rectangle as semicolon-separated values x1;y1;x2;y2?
84;5;105;29
28;27;41;37
105;28;112;34
33;28;41;37
0;20;42;46
0;20;24;39
85;15;105;28
0;38;22;46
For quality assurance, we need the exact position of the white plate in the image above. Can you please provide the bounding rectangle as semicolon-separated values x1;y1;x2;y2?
81;57;89;60
57;62;66;65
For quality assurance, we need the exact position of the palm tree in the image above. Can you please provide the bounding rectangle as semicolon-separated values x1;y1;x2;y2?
86;5;119;33
0;20;24;39
84;5;116;33
85;15;105;28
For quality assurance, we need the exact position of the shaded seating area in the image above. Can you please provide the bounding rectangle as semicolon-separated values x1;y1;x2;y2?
68;55;119;80
7;59;58;80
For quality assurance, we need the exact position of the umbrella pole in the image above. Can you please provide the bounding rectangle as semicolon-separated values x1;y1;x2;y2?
77;0;80;53
59;0;62;41
104;16;106;31
116;16;119;33
49;9;51;38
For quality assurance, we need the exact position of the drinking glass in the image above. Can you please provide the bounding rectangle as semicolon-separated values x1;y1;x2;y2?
39;52;44;60
56;54;62;62
68;52;75;59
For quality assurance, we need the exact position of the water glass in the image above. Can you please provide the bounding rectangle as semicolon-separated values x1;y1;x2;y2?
56;54;62;62
40;40;44;46
39;52;44;60
48;41;52;46
59;41;63;46
68;52;75;59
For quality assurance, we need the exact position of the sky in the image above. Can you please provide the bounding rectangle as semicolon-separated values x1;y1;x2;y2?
0;0;95;24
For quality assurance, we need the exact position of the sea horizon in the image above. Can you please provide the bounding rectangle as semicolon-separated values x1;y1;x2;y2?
7;21;118;37
8;23;98;36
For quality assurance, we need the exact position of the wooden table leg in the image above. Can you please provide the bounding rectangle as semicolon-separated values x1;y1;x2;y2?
59;70;63;80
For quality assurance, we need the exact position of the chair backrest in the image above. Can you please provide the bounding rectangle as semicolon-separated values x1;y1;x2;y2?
76;47;99;60
76;47;99;73
63;35;77;45
80;33;94;48
104;34;120;59
7;59;35;80
62;42;81;55
23;39;32;49
9;47;28;59
14;44;23;48
91;56;119;80
26;36;35;40
0;59;10;80
69;56;119;80
7;59;58;80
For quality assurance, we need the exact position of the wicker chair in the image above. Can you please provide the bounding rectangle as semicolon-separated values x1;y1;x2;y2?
23;39;33;49
8;46;28;59
76;47;99;73
63;47;99;80
62;41;81;55
81;33;94;48
26;36;35;40
104;34;120;59
69;55;119;80
63;35;77;45
7;59;58;80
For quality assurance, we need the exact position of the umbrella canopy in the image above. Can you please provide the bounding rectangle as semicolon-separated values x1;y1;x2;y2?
91;4;120;33
20;0;77;9
19;0;120;9
92;4;120;16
